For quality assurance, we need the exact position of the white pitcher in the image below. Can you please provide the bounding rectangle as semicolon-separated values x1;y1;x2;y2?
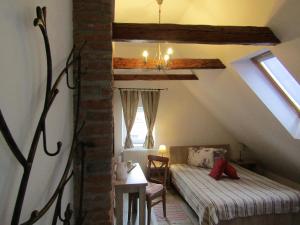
116;161;128;181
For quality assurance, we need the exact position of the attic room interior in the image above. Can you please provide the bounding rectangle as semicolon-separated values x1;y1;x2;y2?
1;0;300;225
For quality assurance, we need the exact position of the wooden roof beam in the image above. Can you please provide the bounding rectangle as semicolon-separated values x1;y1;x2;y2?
114;74;199;81
113;57;226;70
113;23;280;46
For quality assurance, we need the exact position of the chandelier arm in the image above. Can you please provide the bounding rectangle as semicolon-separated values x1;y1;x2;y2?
143;0;173;70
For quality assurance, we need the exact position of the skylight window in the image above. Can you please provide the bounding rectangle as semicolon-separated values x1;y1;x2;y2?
253;52;300;113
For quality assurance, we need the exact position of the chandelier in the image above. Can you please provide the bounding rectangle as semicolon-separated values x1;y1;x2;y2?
142;0;173;70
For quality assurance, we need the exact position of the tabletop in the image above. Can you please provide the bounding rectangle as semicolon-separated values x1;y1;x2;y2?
115;163;148;188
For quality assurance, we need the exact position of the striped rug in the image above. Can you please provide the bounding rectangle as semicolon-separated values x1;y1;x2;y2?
153;202;194;225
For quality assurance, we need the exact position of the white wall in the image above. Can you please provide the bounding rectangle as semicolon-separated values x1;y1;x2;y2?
0;1;73;224
113;81;241;163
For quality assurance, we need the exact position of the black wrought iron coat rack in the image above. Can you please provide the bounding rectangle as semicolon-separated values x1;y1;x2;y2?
0;7;87;225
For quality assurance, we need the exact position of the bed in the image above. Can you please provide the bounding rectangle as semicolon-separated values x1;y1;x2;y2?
169;145;300;225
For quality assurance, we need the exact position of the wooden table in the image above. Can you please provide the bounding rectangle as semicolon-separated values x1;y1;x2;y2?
115;163;147;225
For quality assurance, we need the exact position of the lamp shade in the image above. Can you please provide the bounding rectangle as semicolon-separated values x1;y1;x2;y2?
159;144;167;154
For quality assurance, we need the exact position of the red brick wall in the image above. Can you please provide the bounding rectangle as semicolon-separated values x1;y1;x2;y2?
73;0;114;224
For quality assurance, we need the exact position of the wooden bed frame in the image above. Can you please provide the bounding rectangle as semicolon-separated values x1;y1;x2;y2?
168;145;300;225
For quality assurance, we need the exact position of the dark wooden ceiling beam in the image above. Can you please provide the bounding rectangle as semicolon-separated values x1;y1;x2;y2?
113;57;225;69
113;23;280;45
114;74;199;81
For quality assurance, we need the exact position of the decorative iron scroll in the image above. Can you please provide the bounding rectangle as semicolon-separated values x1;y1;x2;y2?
0;7;88;225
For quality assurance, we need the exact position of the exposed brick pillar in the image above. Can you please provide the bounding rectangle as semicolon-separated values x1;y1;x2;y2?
73;0;114;224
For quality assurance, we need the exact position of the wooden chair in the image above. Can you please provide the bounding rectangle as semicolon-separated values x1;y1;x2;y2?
128;155;169;225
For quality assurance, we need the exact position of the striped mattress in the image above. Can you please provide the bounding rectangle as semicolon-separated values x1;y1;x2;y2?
170;164;300;225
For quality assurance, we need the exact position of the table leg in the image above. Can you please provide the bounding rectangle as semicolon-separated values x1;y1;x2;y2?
115;189;123;225
139;187;146;225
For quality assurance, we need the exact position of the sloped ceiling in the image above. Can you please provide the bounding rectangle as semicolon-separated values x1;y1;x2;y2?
114;0;300;183
115;0;276;25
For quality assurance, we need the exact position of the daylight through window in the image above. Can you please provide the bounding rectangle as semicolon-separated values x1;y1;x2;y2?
122;106;153;147
253;51;300;113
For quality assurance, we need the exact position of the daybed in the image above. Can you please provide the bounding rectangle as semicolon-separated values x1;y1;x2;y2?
169;145;300;225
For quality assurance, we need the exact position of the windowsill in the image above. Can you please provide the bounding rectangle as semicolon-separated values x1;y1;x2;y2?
122;147;158;152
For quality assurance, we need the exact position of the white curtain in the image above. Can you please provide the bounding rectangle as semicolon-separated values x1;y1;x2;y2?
141;91;160;149
120;90;139;149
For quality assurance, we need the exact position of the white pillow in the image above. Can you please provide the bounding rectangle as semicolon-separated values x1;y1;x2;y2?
187;147;215;168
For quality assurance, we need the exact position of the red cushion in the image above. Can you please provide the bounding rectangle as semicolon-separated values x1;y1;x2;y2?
224;163;240;179
209;159;227;180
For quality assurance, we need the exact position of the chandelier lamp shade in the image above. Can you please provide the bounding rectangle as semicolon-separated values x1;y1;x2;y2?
142;0;173;70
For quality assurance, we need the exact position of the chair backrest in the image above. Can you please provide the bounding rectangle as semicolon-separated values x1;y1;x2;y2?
147;155;169;187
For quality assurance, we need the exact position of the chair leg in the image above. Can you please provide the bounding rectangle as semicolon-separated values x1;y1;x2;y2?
162;191;166;217
147;199;152;225
128;194;132;222
132;196;137;213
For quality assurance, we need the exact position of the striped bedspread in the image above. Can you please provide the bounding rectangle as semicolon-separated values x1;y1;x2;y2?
170;164;300;225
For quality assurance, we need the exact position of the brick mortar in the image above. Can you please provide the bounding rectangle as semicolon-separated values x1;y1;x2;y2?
73;0;114;224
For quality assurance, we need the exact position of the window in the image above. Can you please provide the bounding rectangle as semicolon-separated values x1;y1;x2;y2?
122;106;154;147
252;51;300;113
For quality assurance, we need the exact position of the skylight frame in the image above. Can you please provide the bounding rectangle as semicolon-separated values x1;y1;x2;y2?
252;51;300;114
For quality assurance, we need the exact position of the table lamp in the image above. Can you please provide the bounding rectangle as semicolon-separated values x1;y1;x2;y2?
159;144;167;157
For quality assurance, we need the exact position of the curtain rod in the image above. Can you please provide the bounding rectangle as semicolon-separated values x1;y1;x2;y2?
114;87;168;91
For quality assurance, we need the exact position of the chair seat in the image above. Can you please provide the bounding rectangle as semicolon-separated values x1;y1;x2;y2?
146;182;163;198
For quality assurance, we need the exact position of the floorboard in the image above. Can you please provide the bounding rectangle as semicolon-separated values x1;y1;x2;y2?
114;188;198;225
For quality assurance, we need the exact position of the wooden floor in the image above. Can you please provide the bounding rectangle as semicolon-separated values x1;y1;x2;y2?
114;188;198;225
